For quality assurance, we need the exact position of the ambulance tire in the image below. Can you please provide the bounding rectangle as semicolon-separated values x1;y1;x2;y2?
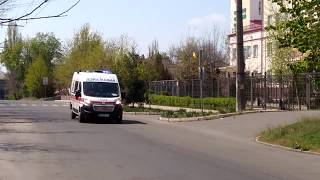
71;111;77;119
79;110;87;123
115;116;123;124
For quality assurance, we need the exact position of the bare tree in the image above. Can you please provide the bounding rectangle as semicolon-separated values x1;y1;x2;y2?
0;0;80;25
169;25;228;80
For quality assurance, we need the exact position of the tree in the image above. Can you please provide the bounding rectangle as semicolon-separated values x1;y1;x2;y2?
145;40;171;81
169;28;227;80
23;33;61;97
266;8;297;76
54;24;106;88
170;37;199;79
124;50;146;105
0;23;24;99
270;0;320;72
25;56;49;98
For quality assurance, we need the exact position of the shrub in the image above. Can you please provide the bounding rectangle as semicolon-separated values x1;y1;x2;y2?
160;109;213;118
149;95;236;113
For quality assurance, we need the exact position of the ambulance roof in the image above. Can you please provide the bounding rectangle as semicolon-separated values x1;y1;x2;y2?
73;71;119;83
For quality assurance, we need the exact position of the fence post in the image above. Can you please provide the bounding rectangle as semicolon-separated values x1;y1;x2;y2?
251;73;254;110
279;74;284;110
176;81;180;97
165;81;168;93
217;78;220;97
191;80;194;98
212;78;214;97
264;72;267;109
227;73;230;97
306;74;311;110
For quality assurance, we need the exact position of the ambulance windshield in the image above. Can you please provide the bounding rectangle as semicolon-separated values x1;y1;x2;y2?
83;82;119;98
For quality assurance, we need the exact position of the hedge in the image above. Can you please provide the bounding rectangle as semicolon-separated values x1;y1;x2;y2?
149;95;236;113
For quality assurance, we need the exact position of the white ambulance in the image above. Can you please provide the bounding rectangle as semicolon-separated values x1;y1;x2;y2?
69;70;123;123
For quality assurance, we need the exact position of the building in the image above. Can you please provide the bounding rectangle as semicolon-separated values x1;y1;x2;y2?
228;0;275;74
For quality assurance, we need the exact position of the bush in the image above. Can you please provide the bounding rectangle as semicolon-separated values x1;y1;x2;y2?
149;95;236;113
160;109;213;118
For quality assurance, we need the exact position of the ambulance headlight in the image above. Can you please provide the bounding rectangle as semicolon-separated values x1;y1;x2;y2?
84;99;91;105
115;100;122;105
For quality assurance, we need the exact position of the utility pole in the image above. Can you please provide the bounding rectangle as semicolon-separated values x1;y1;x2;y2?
199;49;204;114
236;0;246;112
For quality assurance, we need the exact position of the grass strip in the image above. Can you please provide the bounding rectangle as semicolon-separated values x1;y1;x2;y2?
260;117;320;152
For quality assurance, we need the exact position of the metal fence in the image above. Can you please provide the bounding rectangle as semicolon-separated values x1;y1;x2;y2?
149;73;320;110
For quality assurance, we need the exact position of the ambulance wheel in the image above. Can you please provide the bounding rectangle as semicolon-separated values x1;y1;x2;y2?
115;116;123;124
71;111;77;119
79;111;87;123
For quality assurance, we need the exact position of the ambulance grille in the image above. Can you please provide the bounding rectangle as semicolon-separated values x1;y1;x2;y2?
93;105;114;112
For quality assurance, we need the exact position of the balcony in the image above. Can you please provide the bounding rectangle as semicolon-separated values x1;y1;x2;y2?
232;22;263;34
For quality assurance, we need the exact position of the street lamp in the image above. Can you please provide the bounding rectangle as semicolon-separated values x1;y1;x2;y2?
193;50;204;113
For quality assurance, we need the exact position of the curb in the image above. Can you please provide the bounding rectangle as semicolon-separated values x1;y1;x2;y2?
255;136;320;156
124;112;161;115
142;104;218;113
159;109;282;122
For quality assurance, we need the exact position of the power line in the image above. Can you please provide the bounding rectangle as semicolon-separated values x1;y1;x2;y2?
0;0;80;24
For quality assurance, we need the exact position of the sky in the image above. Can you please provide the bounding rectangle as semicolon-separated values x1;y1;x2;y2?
0;0;231;56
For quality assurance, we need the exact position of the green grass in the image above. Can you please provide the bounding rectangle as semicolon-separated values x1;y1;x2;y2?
161;109;215;119
259;117;320;152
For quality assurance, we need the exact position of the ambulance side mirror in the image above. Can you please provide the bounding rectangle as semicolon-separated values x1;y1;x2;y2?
121;92;126;99
75;90;81;99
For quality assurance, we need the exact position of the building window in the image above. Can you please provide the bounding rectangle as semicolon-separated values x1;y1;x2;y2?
259;1;262;15
267;43;273;57
253;45;259;58
233;8;247;21
268;15;273;25
243;8;247;19
232;48;237;60
247;46;252;59
244;46;252;59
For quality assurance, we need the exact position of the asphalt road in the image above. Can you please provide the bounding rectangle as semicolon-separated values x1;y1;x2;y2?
0;100;319;180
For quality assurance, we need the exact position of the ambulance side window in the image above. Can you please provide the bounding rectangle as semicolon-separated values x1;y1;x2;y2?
71;81;75;94
74;81;79;93
79;82;82;92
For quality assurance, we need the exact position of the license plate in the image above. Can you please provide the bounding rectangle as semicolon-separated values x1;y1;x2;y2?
98;114;110;118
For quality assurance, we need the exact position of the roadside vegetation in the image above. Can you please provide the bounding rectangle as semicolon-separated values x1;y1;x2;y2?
161;109;215;119
259;117;320;152
149;95;236;113
123;106;161;113
123;105;216;118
